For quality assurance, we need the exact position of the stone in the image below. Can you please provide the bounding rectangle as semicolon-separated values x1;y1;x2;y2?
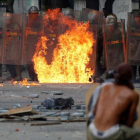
46;112;60;117
81;105;86;110
60;112;70;116
39;107;47;112
71;112;84;117
0;110;8;113
28;94;39;98
51;91;63;95
32;105;40;110
13;104;21;109
61;116;69;121
41;91;49;94
71;105;76;110
78;110;86;114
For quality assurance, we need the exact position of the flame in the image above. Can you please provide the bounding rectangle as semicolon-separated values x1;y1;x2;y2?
32;9;95;83
13;81;17;85
19;78;39;86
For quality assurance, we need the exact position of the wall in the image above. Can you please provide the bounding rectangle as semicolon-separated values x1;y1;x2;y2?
113;0;139;28
74;0;86;11
13;0;39;14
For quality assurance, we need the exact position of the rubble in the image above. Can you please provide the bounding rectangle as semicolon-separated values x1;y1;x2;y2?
51;91;63;95
28;94;39;98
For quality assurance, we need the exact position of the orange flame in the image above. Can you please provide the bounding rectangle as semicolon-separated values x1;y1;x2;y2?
32;9;95;83
19;78;39;86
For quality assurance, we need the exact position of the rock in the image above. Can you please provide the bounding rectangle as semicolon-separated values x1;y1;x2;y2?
13;104;21;109
71;112;84;117
32;105;40;110
81;105;86;110
46;112;60;117
71;105;76;110
28;94;39;98
39;107;47;112
41;91;49;94
61;116;69;121
45;134;49;137
51;91;63;95
78;110;86;114
60;112;70;116
0;110;8;113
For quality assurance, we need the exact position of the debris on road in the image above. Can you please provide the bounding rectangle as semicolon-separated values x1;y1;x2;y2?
51;91;63;95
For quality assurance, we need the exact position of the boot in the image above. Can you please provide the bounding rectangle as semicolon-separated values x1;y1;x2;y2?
13;65;22;81
6;65;16;81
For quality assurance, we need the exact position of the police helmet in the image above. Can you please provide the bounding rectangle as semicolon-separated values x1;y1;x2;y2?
63;7;75;18
28;6;39;14
106;14;117;24
106;70;115;79
132;9;140;17
88;10;98;24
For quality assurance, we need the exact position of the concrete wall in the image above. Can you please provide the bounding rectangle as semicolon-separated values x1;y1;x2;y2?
13;0;39;14
113;0;139;28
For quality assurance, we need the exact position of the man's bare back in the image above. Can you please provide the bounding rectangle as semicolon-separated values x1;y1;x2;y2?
94;83;139;131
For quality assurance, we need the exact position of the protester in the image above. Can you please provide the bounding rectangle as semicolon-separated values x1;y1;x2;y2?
88;63;140;140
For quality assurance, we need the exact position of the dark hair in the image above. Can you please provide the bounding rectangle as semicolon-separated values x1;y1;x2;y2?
115;63;134;90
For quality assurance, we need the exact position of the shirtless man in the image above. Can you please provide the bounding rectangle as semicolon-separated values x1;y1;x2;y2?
88;63;140;140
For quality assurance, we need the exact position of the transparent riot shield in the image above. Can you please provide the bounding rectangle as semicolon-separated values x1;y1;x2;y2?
22;14;43;64
62;8;81;21
126;13;140;65
2;13;23;65
86;24;98;75
81;8;103;25
0;12;4;63
103;22;126;70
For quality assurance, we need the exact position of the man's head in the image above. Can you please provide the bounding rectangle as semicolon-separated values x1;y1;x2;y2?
106;14;117;31
87;10;98;24
115;63;134;90
6;13;13;25
132;9;140;25
28;6;39;20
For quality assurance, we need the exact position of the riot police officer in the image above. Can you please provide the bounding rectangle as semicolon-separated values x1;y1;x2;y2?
130;10;140;83
26;6;40;81
104;14;125;70
87;10;105;83
5;13;22;81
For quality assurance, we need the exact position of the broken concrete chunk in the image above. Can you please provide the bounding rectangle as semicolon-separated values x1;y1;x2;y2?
60;112;70;116
41;91;49;94
51;91;63;95
61;116;69;121
71;105;76;110
46;112;60;117
76;105;81;109
32;105;40;110
39;107;47;112
78;110;86;114
28;94;39;98
71;112;84;117
81;105;86;110
0;110;8;113
13;104;21;109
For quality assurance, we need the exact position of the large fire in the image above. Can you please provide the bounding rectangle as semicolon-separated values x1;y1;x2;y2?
32;9;95;83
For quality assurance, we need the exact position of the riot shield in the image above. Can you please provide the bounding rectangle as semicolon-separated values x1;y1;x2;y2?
86;24;98;75
62;8;81;21
103;22;126;70
0;12;4;63
126;13;140;65
2;13;23;65
81;8;103;25
22;14;43;64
